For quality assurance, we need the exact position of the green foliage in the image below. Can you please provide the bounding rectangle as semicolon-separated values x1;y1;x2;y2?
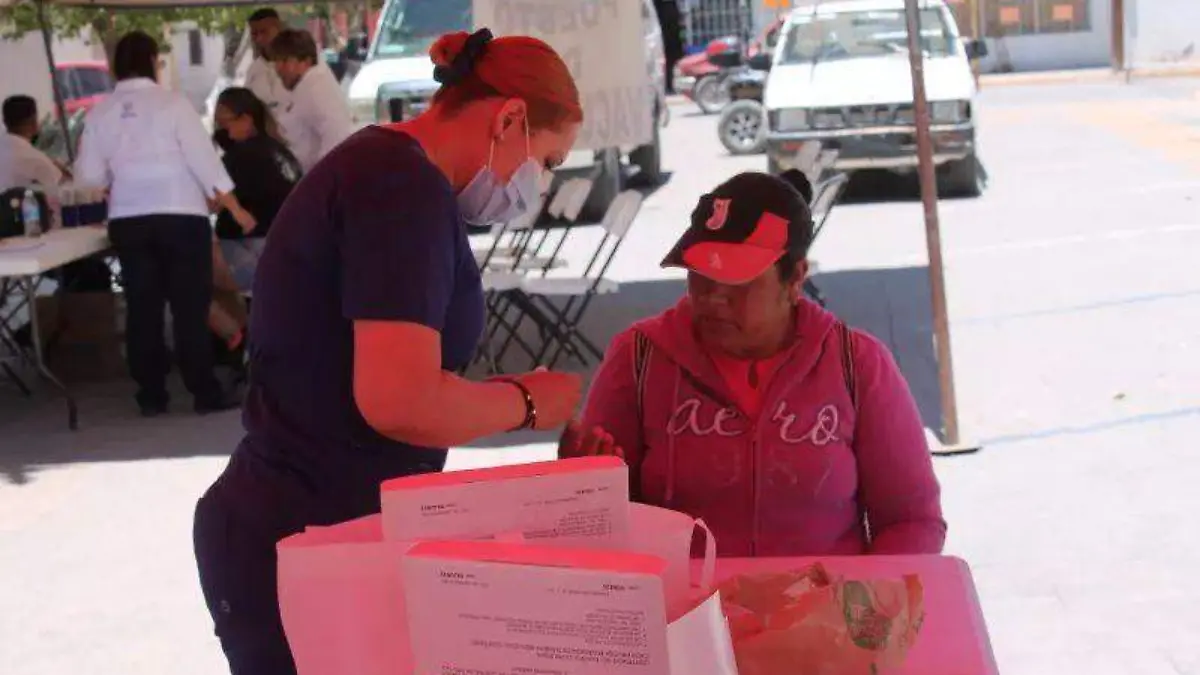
0;2;384;57
0;4;259;43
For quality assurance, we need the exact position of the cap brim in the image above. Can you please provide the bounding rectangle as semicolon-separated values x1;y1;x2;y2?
662;240;783;286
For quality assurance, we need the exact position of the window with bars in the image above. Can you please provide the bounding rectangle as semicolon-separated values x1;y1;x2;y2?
983;0;1090;37
188;29;204;66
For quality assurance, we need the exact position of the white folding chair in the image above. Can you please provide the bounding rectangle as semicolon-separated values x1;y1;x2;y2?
501;190;644;369
804;172;850;308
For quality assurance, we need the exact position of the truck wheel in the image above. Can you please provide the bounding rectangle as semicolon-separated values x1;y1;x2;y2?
629;119;663;186
938;153;985;198
693;74;729;115
718;100;767;155
582;148;621;222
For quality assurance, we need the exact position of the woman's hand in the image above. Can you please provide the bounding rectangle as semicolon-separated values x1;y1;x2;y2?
232;206;258;234
558;421;623;460
512;369;583;430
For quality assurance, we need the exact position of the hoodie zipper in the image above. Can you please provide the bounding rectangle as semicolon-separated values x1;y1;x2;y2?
748;361;818;557
669;340;820;558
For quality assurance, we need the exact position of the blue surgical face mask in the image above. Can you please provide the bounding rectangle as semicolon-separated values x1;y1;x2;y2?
457;122;542;226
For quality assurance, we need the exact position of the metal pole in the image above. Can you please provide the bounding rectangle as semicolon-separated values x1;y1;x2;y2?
36;0;75;163
902;0;975;453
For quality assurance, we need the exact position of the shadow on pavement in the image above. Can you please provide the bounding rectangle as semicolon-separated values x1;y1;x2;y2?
812;265;942;432
0;267;940;479
466;265;942;448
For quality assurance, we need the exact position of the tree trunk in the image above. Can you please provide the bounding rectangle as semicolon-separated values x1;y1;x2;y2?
90;16;120;65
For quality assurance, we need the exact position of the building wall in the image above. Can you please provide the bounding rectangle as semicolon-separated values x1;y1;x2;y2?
1125;0;1200;70
722;0;1200;74
0;24;225;118
961;0;1111;72
164;24;227;112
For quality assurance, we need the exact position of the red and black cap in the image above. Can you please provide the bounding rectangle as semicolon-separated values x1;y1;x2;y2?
661;170;814;286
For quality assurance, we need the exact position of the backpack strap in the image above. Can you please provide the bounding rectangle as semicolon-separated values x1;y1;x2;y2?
837;321;871;545
837;321;858;410
632;330;653;429
629;330;653;500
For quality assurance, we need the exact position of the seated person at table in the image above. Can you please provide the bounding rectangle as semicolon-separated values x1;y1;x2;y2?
211;86;302;292
1;95;68;200
563;170;946;557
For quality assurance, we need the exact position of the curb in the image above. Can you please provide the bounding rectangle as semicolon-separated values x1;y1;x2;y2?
980;65;1200;88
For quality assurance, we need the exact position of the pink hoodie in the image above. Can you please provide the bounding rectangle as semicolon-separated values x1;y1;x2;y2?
582;298;946;557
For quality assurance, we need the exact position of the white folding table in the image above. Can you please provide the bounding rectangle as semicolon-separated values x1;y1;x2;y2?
0;225;112;430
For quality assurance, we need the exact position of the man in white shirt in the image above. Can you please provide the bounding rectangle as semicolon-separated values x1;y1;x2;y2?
270;28;355;171
242;8;293;123
76;30;254;416
0;95;65;195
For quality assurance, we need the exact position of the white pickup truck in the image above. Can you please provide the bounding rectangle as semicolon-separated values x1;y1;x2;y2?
348;0;668;220
762;0;987;197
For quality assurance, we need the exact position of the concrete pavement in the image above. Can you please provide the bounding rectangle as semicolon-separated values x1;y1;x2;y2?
3;77;1200;674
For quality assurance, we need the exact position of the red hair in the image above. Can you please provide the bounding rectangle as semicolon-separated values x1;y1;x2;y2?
429;31;583;131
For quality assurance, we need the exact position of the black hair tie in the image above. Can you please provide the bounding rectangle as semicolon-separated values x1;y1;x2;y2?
433;28;493;86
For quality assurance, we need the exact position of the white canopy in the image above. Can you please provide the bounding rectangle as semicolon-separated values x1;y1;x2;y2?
0;0;331;7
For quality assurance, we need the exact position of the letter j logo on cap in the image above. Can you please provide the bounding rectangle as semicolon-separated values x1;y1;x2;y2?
706;198;732;230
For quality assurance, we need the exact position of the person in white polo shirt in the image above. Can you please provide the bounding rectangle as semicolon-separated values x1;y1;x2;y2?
0;95;66;195
75;30;255;417
243;8;292;124
270;28;354;171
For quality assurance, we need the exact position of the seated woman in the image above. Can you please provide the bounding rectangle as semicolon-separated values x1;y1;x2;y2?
566;170;946;557
211;86;303;292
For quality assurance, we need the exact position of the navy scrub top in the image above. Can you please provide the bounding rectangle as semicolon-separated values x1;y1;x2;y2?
217;126;485;532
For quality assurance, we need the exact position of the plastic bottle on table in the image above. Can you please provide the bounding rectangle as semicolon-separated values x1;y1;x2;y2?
21;189;42;237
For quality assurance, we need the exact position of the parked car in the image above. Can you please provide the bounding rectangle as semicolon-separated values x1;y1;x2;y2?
763;0;988;197
54;61;114;116
717;52;770;155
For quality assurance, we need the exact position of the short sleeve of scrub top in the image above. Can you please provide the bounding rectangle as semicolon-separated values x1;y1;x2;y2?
228;126;485;527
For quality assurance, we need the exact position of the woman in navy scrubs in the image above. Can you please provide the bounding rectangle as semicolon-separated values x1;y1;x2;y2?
193;29;585;675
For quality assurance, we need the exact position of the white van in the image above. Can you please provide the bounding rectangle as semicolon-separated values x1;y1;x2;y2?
762;0;986;196
348;0;667;218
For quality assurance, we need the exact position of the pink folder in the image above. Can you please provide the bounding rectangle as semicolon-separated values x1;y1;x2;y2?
380;455;630;546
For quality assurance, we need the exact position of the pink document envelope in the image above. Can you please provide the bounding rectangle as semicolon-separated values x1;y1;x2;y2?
404;540;672;675
380;456;630;546
277;514;417;675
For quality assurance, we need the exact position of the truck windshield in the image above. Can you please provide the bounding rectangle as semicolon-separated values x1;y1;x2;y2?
779;8;956;64
373;0;471;59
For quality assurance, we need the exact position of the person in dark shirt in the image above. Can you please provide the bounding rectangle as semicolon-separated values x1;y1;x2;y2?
212;86;302;292
193;29;588;675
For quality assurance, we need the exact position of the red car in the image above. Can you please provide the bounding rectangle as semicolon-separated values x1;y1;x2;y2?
673;16;785;113
54;61;115;116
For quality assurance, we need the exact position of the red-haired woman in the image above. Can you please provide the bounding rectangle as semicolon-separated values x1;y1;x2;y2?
193;29;586;674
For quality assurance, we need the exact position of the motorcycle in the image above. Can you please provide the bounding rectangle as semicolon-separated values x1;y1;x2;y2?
689;39;744;115
717;53;771;156
678;16;785;115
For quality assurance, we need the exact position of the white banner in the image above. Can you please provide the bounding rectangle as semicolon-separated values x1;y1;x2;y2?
474;0;654;150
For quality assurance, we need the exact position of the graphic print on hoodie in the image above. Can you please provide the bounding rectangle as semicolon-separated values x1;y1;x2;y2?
581;298;947;558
